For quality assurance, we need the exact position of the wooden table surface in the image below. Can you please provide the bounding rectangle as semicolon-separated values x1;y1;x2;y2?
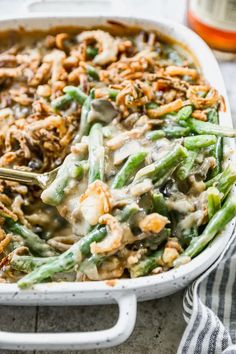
0;1;236;353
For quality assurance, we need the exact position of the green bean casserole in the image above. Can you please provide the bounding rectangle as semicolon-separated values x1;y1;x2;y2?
0;26;235;288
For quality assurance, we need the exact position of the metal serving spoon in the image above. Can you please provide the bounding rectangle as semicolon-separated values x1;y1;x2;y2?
0;99;117;189
0;167;59;189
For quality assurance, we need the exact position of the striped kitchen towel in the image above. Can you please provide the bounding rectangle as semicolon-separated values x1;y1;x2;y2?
178;227;236;354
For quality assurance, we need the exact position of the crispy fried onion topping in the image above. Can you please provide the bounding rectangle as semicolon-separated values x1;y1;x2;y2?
79;181;112;225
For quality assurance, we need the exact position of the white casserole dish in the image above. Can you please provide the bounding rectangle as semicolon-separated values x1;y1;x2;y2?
0;1;235;350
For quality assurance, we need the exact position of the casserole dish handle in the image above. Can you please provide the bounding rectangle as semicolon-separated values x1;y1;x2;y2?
0;292;137;350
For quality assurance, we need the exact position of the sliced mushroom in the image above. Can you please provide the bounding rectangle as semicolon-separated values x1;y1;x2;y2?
87;99;118;124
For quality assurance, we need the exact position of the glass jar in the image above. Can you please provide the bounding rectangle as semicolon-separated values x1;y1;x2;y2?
187;0;236;54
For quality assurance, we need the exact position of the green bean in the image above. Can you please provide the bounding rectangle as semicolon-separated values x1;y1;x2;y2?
205;167;236;197
51;94;73;111
118;203;140;222
184;135;217;150
176;150;198;180
73;89;95;144
187;118;236;137
146;125;191;140
152;192;169;217
18;226;107;288
216;171;236;197
207;187;221;219
162;125;191;138
4;219;57;257
108;89;119;100
176;105;193;121
112;152;147;189
205;170;224;188
10;254;57;273
134;144;187;183
63;86;88;106
180;227;198;247
80;226;108;255
146;130;166;141
160;112;177;120
146;102;159;110
41;154;85;206
88;123;105;183
98;88;119;100
207;107;219;124
52;87;88;111
174;194;236;264
142;229;170;250
154;166;177;188
86;64;99;81
130;248;164;278
86;46;98;59
210;137;223;178
206;108;223;178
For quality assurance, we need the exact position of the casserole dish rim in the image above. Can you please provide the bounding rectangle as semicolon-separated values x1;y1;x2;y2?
0;12;234;351
0;13;233;296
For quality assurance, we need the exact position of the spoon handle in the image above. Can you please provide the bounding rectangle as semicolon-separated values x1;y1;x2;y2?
0;168;44;188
